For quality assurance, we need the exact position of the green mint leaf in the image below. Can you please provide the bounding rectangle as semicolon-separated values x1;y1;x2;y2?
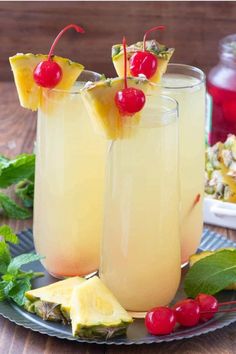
0;280;15;297
0;154;35;188
0;242;11;272
7;253;43;274
0;225;18;244
15;180;34;208
2;273;15;282
0;155;10;165
0;156;10;175
0;192;32;219
0;281;10;301
8;278;31;306
184;250;236;297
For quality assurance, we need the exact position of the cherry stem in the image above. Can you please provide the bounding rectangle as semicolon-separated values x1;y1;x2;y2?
143;25;165;52
219;300;236;307
48;24;85;60
123;36;128;89
199;301;236;315
201;308;236;314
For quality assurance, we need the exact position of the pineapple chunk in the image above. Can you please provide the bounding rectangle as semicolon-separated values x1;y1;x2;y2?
112;40;174;84
9;53;84;111
25;276;85;321
189;251;213;267
81;77;152;139
70;276;133;339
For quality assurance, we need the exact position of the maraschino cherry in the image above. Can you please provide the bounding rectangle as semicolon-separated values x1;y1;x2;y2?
196;293;219;321
145;307;176;335
145;294;236;336
115;37;146;116
34;24;85;89
173;299;200;327
129;26;165;79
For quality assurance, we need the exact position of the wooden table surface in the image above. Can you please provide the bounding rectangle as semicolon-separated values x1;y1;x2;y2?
1;81;236;354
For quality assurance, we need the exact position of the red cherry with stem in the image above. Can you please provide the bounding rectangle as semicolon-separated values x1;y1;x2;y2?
145;307;176;335
34;24;85;88
173;299;200;327
33;61;62;89
129;25;165;79
115;37;146;116
196;294;219;321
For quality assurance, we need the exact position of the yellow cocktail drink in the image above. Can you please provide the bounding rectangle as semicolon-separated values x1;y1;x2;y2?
33;71;107;277
161;64;206;263
100;95;181;312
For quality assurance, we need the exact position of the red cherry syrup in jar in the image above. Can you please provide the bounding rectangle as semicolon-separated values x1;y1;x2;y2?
207;34;236;145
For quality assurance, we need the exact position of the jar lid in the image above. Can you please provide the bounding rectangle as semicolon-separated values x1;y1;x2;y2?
220;34;236;59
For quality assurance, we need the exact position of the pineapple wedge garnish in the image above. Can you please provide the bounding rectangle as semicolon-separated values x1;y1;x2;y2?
112;40;174;84
70;276;133;339
9;53;84;111
81;77;152;139
25;276;85;322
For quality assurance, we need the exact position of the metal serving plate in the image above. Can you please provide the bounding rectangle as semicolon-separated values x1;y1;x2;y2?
0;229;236;345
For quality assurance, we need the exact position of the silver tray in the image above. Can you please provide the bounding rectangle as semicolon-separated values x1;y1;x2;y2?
0;229;236;345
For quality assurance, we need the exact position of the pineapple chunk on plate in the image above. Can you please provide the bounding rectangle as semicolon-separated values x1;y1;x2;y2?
25;276;85;322
70;276;133;339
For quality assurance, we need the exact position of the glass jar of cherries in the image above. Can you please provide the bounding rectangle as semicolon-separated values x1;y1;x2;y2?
207;34;236;145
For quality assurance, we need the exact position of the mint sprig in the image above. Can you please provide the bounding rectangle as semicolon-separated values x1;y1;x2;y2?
15;180;34;208
184;250;236;298
0;225;44;306
0;153;35;219
0;154;35;188
0;193;31;219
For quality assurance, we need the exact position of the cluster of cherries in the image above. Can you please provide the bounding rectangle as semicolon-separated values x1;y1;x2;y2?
145;293;235;336
33;23;164;117
115;26;164;116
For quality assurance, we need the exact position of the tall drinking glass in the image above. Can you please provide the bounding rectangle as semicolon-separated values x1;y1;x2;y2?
33;71;107;278
161;64;206;263
100;95;181;313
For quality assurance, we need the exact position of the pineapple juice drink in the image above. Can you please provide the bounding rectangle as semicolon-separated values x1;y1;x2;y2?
33;71;107;277
161;64;206;263
100;95;181;312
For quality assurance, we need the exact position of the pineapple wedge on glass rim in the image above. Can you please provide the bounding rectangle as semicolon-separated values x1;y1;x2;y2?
112;40;174;84
24;276;85;323
81;76;153;140
9;53;84;111
70;276;133;339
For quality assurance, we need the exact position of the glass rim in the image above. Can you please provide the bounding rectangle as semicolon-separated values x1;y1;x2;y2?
49;69;101;94
128;94;179;129
158;63;206;90
153;94;179;118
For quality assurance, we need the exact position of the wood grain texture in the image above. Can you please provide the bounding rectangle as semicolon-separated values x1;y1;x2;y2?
1;1;236;81
1;81;236;352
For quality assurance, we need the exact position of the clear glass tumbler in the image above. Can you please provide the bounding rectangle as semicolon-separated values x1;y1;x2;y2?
161;64;206;264
33;71;107;278
100;94;181;313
